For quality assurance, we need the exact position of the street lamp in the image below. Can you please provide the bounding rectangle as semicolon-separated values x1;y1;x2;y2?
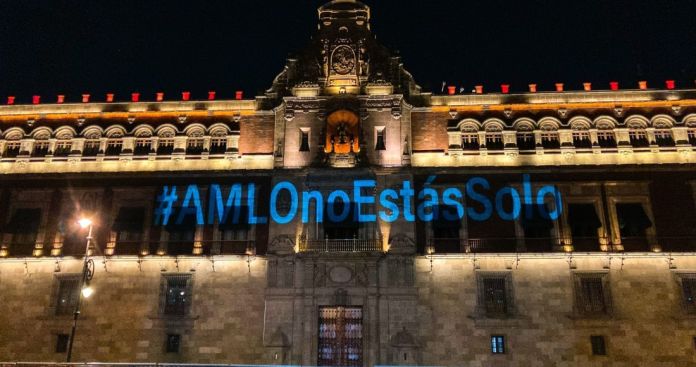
66;217;96;362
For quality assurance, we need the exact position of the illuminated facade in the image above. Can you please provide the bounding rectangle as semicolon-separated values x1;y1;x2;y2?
2;0;696;365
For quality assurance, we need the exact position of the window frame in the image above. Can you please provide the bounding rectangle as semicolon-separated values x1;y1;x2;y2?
53;274;81;316
160;273;193;317
476;271;515;318
573;271;612;317
490;335;506;354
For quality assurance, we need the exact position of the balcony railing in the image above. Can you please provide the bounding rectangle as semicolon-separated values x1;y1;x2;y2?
298;236;382;253
426;236;670;253
103;240;255;256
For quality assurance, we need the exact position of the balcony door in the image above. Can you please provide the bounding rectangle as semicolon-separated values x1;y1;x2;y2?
318;306;363;367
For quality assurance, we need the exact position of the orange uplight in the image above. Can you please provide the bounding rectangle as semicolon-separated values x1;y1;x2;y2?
555;83;564;92
638;81;648;90
528;84;537;93
447;86;456;95
57;95;65;104
474;85;483;94
106;93;114;102
583;82;592;91
82;94;90;103
156;92;164;102
324;109;360;154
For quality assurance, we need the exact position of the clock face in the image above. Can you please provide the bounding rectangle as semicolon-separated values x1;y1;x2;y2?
331;45;356;75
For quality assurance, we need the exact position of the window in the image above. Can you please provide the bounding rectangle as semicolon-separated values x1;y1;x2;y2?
217;206;250;255
597;130;616;148
572;130;592;148
540;131;560;149
112;207;145;255
461;129;479;150
299;129;310;152
654;129;675;147
210;136;227;154
679;274;696;314
629;129;649;147
134;138;151;156
375;127;386;150
54;141;72;157
164;210;196;255
574;273;611;316
615;203;652;239
157;138;175;155
485;131;503;150
7;208;41;256
491;335;505;354
32;140;50;157
55;276;80;315
82;139;100;156
162;274;192;316
3;141;21;158
477;273;513;317
166;333;181;353
55;334;69;353
590;335;607;356
567;203;602;251
186;137;205;155
516;132;535;150
105;139;122;156
688;129;696;146
431;205;462;253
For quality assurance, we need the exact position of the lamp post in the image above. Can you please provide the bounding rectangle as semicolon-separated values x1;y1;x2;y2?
66;218;96;362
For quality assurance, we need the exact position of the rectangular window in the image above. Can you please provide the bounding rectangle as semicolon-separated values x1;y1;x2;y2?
572;130;592;148
32;140;50;157
55;276;80;315
210;137;227;154
3;141;21;158
166;333;181;353
688;129;696;146
157;139;175;155
55;334;69;353
461;131;479;150
597;130;616;148
477;272;513;317
186;138;205;155
82;140;100;156
516;132;535;150
54;141;72;157
615;203;652;251
105;139;122;156
112;207;145;255
574;273;610;316
568;203;602;251
654;129;675;147
491;335;505;354
7;208;42;257
485;132;503;150
680;275;696;314
162;274;192;316
590;335;606;355
134;138;151;156
629;129;649;147
299;129;310;152
540;131;560;149
375;127;386;150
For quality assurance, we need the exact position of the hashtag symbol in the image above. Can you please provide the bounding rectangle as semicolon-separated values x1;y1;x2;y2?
154;186;178;226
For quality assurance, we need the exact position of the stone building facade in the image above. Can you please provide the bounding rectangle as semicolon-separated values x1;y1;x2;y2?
2;0;696;366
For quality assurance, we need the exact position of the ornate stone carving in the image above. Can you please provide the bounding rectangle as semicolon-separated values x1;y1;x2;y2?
269;235;295;254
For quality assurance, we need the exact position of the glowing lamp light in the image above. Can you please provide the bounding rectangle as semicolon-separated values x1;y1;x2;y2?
447;85;456;95
156;92;164;102
528;84;537;93
665;80;675;90
638;81;648;90
7;96;15;105
81;286;94;298
208;91;216;100
583;82;592;91
235;90;243;100
610;81;619;91
500;84;510;94
57;95;65;104
131;92;140;102
182;91;191;101
555;83;564;92
106;93;114;103
474;85;483;94
32;95;41;104
78;218;92;229
82;94;90;103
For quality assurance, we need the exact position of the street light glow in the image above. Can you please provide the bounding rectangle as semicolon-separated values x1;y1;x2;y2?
81;286;94;298
78;218;92;228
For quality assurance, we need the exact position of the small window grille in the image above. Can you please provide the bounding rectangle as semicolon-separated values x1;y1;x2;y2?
55;277;80;315
186;138;205;155
680;275;696;314
483;277;508;315
134;138;151;156
3;141;21;158
574;273;610;315
540;131;560;149
590;335;606;355
166;333;181;353
55;334;69;353
654;129;674;147
163;274;192;316
461;131;479;150
491;335;505;354
299;130;310;152
485;131;503;150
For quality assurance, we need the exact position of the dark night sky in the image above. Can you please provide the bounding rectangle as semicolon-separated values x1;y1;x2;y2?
1;0;695;102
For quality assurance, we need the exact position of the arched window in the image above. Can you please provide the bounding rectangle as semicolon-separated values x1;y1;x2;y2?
461;126;479;150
